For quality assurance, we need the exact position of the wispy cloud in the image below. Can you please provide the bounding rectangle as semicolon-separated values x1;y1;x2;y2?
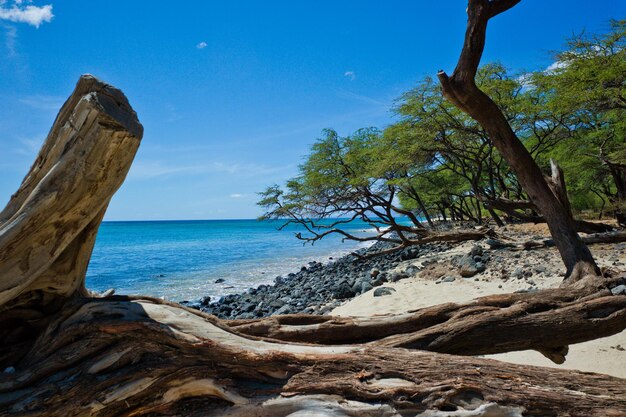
0;1;54;28
336;89;388;107
128;161;205;180
4;23;16;56
12;135;44;156
196;41;207;49
18;94;64;110
128;160;293;181
229;193;245;199
344;70;356;81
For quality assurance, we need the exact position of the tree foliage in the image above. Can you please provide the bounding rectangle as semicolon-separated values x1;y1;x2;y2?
259;21;626;244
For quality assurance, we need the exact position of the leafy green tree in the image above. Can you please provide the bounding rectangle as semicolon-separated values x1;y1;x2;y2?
258;128;429;247
535;20;626;224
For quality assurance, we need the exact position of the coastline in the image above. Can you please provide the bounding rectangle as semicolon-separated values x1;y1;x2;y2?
195;222;626;378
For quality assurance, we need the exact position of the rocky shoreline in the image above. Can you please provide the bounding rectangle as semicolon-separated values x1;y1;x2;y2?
186;239;454;319
183;222;626;320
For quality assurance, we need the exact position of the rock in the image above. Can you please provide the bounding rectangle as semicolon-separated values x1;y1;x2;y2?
511;268;524;279
389;271;409;282
485;238;512;249
333;281;356;299
199;296;211;307
475;261;486;273
371;275;386;287
242;302;256;313
470;245;484;257
533;265;547;274
3;366;15;374
400;247;419;260
441;276;456;283
370;268;380;278
405;265;421;276
214;278;225;284
361;281;373;293
458;255;479;277
611;285;626;296
268;299;285;308
273;305;294;315
373;287;396;297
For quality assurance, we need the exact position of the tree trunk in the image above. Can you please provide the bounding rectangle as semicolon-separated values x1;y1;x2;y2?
1;296;625;417
607;163;626;227
229;279;626;364
0;75;143;314
437;0;599;282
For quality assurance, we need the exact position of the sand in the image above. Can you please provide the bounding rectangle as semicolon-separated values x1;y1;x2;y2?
331;234;626;379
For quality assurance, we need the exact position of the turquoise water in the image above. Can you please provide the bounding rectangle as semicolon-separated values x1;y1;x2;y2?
86;220;371;301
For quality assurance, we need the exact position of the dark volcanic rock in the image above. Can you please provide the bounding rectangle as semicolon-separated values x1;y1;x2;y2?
458;255;479;277
196;239;454;319
373;287;396;297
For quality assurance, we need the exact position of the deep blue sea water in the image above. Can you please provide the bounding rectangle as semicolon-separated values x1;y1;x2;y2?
86;220;372;302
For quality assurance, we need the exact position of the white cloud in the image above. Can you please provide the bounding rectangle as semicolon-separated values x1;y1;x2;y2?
545;60;568;74
344;70;355;81
0;1;54;28
516;73;534;89
229;193;244;199
196;41;207;49
4;23;16;56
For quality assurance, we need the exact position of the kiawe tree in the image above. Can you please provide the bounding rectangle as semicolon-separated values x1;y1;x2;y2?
437;0;602;281
535;20;626;226
259;127;493;256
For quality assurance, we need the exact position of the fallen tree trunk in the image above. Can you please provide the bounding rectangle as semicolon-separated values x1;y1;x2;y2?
483;197;616;234
1;296;626;417
228;277;626;363
352;227;496;259
1;77;626;416
484;230;626;251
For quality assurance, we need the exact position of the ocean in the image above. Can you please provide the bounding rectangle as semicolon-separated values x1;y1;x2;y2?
85;219;372;302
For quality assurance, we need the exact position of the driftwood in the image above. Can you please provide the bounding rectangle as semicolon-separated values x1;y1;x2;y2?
352;227;496;259
228;278;626;364
484;230;626;251
1;296;626;417
483;197;616;234
1;77;626;415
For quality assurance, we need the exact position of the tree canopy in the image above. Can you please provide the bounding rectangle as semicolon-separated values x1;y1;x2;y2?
259;20;625;246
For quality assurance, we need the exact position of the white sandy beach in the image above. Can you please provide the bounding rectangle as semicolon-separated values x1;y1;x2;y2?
331;235;626;378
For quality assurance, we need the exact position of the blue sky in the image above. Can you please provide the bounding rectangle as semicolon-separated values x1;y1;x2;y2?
1;1;624;220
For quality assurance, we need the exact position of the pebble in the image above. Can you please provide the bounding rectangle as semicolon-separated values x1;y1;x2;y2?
373;287;396;297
